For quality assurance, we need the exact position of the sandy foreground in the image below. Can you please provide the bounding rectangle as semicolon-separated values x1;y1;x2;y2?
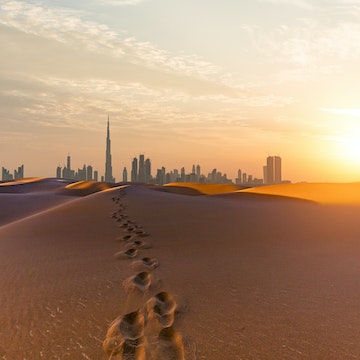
1;179;360;359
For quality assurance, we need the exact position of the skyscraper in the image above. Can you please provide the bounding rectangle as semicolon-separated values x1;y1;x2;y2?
138;154;145;182
266;156;274;184
274;156;282;184
86;165;93;181
131;157;138;182
145;158;151;183
123;167;128;182
104;115;114;183
265;156;282;184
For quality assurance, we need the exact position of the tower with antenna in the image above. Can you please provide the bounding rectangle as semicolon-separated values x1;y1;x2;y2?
104;115;115;183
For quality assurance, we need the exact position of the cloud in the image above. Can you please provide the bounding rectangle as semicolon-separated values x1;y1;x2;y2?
0;71;296;146
239;13;360;85
258;0;360;12
0;1;225;84
0;0;302;146
321;108;360;117
98;0;147;5
257;0;313;9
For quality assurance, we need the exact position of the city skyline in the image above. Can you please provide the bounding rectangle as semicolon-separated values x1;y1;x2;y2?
2;1;360;182
3;118;287;183
51;120;283;185
51;119;276;184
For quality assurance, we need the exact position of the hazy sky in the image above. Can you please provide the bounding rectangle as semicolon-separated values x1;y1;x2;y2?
1;0;360;182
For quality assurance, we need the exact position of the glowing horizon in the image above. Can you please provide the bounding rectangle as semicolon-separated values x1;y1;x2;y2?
1;0;360;182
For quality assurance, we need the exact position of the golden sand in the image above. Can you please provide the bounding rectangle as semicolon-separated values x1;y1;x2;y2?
1;179;360;359
241;182;360;204
0;177;45;186
164;182;243;194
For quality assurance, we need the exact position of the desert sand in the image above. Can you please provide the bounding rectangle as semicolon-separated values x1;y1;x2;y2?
1;179;360;359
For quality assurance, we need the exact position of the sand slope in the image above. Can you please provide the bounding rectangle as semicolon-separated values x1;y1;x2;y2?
0;178;77;226
241;182;360;204
1;181;360;359
0;187;130;359
120;184;360;359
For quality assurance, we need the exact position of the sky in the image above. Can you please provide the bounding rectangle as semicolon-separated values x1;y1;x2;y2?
1;0;360;182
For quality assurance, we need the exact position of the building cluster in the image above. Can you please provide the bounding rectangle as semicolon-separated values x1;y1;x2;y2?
235;169;263;186
53;118;287;186
56;155;99;182
129;154;152;183
153;165;231;185
1;165;24;181
2;120;286;185
235;156;284;186
125;157;232;185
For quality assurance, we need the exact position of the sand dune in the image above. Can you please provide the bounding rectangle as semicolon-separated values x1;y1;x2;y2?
59;180;115;196
164;182;245;195
241;182;360;204
0;178;77;226
1;181;360;359
0;177;73;193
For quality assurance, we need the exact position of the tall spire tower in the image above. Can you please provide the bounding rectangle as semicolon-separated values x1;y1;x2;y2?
104;115;114;183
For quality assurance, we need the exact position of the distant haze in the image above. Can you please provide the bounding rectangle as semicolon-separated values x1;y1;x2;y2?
1;0;360;182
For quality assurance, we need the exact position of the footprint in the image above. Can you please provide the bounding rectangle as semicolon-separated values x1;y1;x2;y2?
141;257;158;269
153;305;175;328
156;327;185;360
104;312;146;358
120;222;130;228
154;292;177;315
130;240;152;249
114;248;139;260
145;292;177;328
102;334;124;357
122;337;146;360
119;311;145;340
121;234;134;242
131;257;159;272
154;292;177;327
124;272;152;293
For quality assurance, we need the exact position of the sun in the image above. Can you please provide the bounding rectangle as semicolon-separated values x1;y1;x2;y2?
336;134;360;165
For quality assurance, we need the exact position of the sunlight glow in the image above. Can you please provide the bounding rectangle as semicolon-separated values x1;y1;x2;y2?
333;133;360;165
322;108;360;117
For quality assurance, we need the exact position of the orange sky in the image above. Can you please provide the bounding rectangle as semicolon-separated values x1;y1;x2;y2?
1;0;360;182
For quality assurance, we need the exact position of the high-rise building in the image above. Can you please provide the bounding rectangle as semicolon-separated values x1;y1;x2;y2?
104;115;115;183
242;173;247;184
76;165;87;181
266;156;274;184
2;167;12;181
274;156;282;184
236;169;242;185
263;165;267;184
14;165;24;179
196;164;201;182
131;157;138;182
123;167;128;182
138;154;145;182
86;165;93;181
56;166;62;178
180;167;185;182
145;158;151;183
265;156;282;184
